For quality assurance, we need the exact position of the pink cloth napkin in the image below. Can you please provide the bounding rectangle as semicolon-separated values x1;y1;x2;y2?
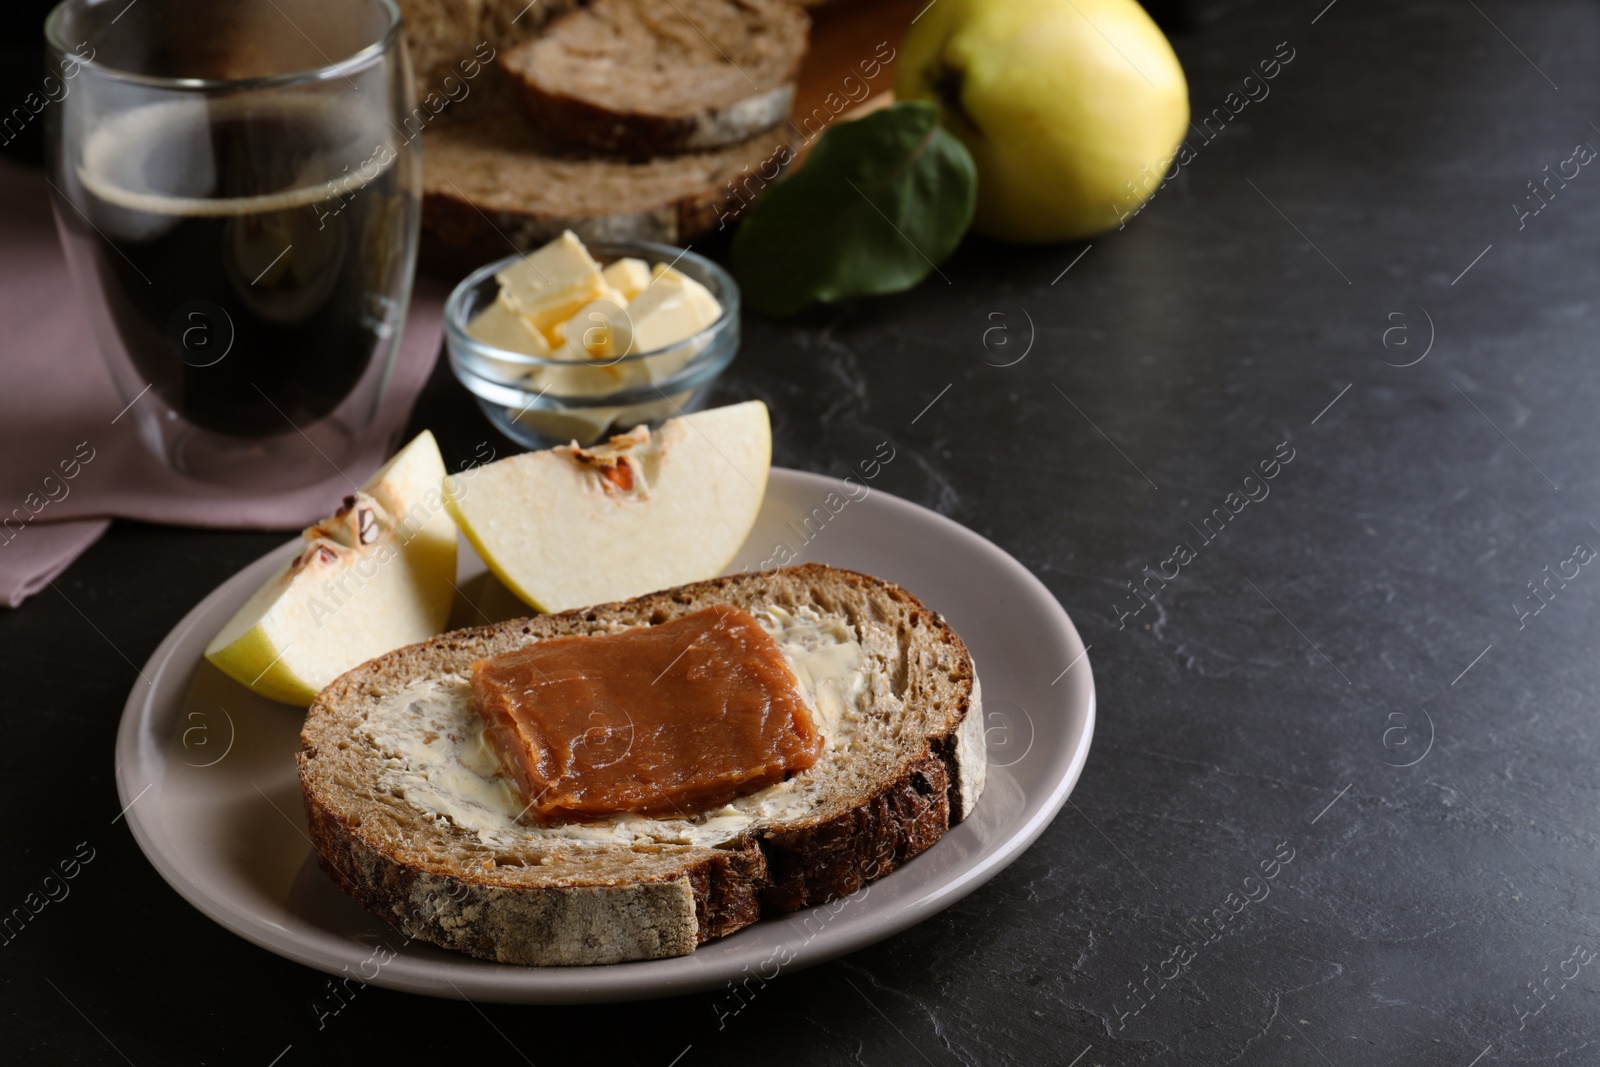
0;160;447;608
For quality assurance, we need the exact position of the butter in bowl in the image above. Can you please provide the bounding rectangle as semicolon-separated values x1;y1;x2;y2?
445;233;739;448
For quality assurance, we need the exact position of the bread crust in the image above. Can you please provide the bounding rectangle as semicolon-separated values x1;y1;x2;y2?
419;108;794;275
505;79;797;157
305;795;708;964
297;563;981;965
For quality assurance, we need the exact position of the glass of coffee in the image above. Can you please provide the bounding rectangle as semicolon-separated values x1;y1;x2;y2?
45;0;421;488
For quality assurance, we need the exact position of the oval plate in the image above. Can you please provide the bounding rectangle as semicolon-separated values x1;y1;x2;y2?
115;468;1095;1003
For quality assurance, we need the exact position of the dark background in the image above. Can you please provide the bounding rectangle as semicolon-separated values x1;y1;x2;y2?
6;0;1600;1064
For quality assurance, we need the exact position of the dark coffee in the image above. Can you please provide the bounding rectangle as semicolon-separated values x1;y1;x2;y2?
66;97;409;437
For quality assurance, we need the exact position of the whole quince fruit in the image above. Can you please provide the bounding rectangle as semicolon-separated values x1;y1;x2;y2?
896;0;1189;242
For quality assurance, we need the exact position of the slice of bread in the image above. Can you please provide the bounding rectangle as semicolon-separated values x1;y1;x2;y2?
421;103;793;273
297;563;985;966
499;0;809;156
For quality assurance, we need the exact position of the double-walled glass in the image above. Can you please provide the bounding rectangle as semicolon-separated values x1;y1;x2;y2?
45;0;421;488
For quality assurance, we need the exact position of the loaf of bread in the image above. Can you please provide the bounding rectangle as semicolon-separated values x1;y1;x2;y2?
297;563;985;966
499;0;810;155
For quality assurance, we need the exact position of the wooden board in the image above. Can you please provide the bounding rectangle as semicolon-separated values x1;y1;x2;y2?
789;0;923;144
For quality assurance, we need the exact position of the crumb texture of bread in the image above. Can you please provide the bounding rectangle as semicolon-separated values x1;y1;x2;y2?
298;563;982;966
500;0;810;154
397;0;576;106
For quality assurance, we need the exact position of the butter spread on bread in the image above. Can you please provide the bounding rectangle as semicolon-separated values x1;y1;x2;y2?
364;604;859;844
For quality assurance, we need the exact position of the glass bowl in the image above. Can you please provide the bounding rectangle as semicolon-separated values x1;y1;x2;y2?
444;242;740;449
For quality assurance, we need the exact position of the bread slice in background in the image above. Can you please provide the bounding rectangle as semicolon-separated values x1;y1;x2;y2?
500;0;810;155
421;103;793;273
297;563;985;966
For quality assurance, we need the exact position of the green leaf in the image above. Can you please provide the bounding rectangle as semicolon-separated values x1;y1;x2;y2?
731;101;977;316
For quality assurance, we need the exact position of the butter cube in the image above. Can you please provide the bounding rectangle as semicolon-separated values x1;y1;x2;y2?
467;301;552;384
648;265;723;325
601;257;652;301
625;270;721;356
562;286;631;359
622;269;723;384
494;231;607;340
467;300;551;357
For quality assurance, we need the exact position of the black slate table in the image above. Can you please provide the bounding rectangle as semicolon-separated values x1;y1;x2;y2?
8;1;1600;1063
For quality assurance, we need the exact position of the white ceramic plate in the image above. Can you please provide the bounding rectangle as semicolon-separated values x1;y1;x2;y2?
115;468;1095;1003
